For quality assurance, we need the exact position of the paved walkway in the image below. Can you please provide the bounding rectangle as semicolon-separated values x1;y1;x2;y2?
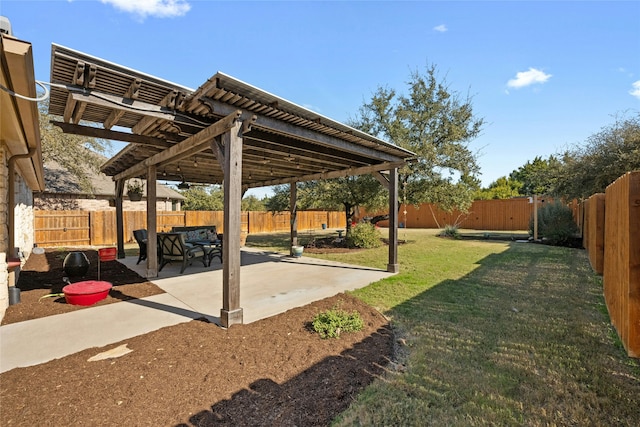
0;248;394;373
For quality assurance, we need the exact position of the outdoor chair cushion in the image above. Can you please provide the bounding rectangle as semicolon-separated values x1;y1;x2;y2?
158;232;207;274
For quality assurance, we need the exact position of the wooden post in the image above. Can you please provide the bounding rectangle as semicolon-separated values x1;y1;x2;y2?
533;194;538;241
146;165;158;278
115;179;125;259
387;167;399;273
220;121;244;327
290;182;298;255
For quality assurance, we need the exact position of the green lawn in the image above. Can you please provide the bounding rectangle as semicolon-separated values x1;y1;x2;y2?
247;229;640;426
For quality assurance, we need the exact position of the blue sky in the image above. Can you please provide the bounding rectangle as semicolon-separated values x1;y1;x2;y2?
2;0;639;198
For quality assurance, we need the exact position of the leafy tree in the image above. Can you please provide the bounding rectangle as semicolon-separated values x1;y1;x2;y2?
509;156;561;196
181;185;223;210
474;176;523;200
552;112;640;199
349;64;484;212
309;176;387;231
39;101;111;192
264;185;296;212
265;177;387;232
241;195;266;211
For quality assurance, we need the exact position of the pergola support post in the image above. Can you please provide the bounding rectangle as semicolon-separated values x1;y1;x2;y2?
290;183;298;255
387;167;399;273
220;121;244;327
146;165;158;278
115;179;125;259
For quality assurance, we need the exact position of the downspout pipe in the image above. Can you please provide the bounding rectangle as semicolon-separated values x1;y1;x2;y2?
7;149;37;257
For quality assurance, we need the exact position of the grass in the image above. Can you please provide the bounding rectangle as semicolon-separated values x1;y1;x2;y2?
246;229;640;426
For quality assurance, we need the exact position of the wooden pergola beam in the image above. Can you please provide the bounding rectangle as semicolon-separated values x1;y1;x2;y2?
246;160;408;189
113;110;242;181
70;90;177;122
374;171;390;190
51;121;174;148
65;87;213;130
104;78;142;129
201;97;400;163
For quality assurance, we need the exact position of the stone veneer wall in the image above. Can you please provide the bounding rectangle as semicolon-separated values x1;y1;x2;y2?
0;147;37;321
0;146;9;320
14;171;35;259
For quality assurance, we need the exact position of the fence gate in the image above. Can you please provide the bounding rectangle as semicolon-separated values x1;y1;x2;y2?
34;211;91;247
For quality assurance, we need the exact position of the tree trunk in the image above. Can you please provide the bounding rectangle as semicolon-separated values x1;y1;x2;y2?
344;203;354;233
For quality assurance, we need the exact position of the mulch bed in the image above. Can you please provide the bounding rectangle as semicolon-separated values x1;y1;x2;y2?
2;248;164;325
304;236;356;254
1;248;395;426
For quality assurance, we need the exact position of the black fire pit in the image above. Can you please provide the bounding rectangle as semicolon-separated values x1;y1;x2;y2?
63;252;90;277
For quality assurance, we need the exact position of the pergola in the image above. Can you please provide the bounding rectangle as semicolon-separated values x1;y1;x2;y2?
48;44;414;326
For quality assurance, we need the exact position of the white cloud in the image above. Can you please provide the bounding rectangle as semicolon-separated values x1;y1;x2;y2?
630;80;640;100
433;24;447;33
101;0;191;19
618;67;634;78
507;68;552;89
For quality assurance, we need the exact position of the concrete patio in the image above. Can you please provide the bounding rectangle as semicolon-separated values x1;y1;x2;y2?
0;248;394;373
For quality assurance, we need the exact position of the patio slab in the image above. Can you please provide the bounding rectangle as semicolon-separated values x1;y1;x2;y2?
0;248;394;373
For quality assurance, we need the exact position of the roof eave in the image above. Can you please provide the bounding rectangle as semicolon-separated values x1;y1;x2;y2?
1;34;45;191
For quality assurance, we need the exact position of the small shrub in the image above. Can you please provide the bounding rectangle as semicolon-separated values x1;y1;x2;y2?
312;307;364;339
530;200;579;246
439;224;460;239
346;222;382;249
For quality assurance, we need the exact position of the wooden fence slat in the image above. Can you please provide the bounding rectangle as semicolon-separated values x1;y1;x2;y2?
34;209;346;247
602;171;639;358
368;198;538;231
582;193;605;274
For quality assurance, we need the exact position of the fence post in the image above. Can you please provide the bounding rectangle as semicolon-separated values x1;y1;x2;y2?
533;195;538;240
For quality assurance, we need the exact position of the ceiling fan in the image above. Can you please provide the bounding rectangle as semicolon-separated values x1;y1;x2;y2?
177;174;190;190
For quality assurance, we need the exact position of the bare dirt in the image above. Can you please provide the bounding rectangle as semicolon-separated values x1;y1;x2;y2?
1;248;394;426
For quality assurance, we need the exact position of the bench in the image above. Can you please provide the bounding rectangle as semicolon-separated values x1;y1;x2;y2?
158;232;209;274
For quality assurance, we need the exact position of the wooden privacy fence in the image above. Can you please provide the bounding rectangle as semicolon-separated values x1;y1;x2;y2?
579;171;639;358
34;210;345;247
581;193;606;274
35;197;547;248
368;198;541;230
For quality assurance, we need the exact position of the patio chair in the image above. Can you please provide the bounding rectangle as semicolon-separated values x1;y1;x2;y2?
133;229;148;265
158;232;208;274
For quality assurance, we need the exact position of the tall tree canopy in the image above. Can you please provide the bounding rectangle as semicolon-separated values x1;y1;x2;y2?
39;101;111;192
349;64;484;212
509;156;562;196
180;185;224;211
552;112;640;199
474;176;523;200
241;195;266;211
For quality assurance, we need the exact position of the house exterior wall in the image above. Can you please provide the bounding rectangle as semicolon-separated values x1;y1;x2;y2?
35;194;180;211
0;146;37;320
0;146;9;318
14;171;35;258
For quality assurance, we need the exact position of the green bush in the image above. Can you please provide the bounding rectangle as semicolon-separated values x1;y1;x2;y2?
530;200;579;246
438;224;460;239
346;222;382;249
312;307;364;339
